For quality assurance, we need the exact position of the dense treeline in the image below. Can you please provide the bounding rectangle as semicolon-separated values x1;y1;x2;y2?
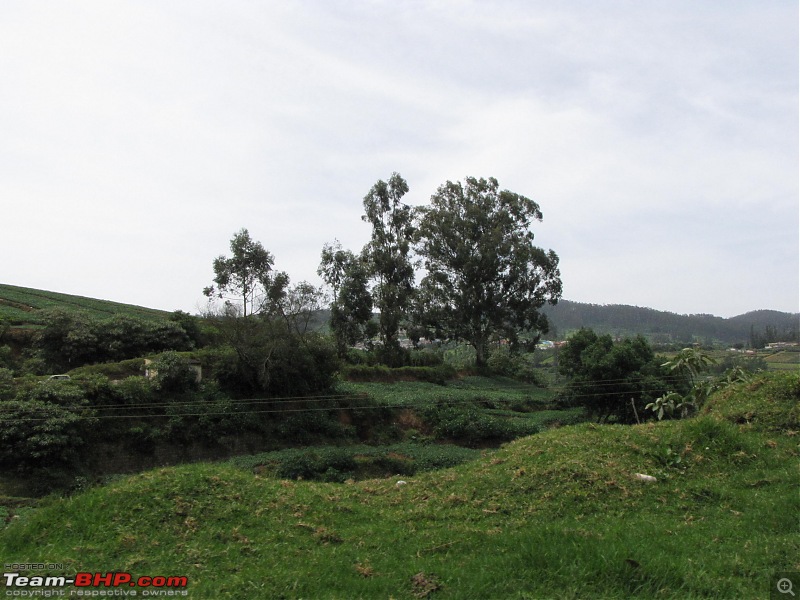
542;300;799;347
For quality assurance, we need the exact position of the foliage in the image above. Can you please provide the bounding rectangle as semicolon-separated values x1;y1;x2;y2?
35;309;194;371
420;402;541;446
558;329;670;423
203;228;289;317
318;241;375;355
209;313;339;398
415;176;562;367
360;173;416;366
0;382;97;473
148;352;200;394
3;373;795;598
341;364;455;385
487;346;546;384
0;368;14;400
646;348;753;420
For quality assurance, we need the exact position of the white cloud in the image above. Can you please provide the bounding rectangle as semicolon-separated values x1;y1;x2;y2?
0;0;796;317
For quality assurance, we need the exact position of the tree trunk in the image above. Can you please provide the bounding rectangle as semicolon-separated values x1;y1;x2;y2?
474;339;488;369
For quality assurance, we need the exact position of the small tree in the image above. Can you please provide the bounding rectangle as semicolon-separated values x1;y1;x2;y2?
318;241;375;356
559;329;668;423
203;228;288;317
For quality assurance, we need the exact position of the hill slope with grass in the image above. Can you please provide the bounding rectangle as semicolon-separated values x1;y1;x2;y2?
1;372;797;599
0;283;170;326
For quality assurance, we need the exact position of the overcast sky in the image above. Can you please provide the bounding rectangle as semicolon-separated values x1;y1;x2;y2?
1;1;797;318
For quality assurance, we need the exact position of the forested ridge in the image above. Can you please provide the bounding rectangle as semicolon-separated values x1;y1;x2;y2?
542;299;799;346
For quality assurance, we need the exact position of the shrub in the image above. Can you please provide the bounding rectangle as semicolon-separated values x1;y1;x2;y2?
0;398;96;473
341;364;455;384
272;448;358;481
0;368;14;400
114;376;156;406
275;412;355;445
409;350;444;367
149;352;200;394
421;402;541;446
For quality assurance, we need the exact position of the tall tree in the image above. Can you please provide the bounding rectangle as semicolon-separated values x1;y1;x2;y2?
318;241;375;355
203;228;287;317
416;176;562;367
361;173;416;365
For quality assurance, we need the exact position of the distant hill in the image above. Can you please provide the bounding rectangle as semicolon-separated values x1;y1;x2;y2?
0;283;170;326
542;300;799;346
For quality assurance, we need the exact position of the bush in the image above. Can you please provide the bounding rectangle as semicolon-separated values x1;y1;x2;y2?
487;347;547;384
0;368;14;400
114;376;156;406
70;359;145;381
345;349;378;366
271;448;358;482
229;443;482;481
0;398;96;473
275;411;355;445
20;380;89;408
421;402;541;446
149;352;200;394
341;364;455;384
409;350;444;367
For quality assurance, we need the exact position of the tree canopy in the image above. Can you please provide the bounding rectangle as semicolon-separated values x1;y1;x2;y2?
203;228;288;317
558;328;668;423
415;176;562;367
360;172;416;365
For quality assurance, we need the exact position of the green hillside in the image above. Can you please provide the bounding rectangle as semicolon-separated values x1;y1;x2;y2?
1;372;796;599
542;299;799;346
0;283;169;326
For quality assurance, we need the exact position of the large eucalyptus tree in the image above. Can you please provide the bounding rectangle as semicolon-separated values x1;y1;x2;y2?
416;176;562;367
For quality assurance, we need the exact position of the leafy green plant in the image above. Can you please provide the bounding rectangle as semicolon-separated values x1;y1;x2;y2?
647;350;754;420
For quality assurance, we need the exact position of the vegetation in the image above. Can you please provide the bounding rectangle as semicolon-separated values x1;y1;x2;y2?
360;172;417;366
0;284;170;326
227;442;483;482
542;299;799;347
203;227;289;318
557;329;673;423
416;176;562;367
0;170;796;597
0;372;795;599
318;241;375;356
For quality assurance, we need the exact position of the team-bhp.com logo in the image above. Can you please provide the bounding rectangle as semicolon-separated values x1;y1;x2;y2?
4;572;188;596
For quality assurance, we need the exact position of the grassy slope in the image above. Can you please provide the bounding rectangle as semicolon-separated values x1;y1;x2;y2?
0;283;169;325
1;373;797;599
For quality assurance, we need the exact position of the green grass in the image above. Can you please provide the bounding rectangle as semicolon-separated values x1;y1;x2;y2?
338;376;555;408
226;442;484;481
0;283;169;326
1;372;796;599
